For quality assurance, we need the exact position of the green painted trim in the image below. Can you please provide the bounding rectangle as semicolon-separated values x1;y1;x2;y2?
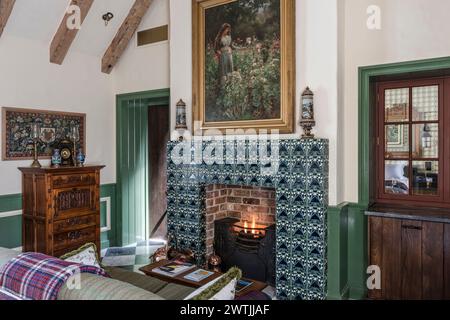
327;203;349;300
0;184;117;250
116;88;170;247
0;193;22;213
353;56;450;300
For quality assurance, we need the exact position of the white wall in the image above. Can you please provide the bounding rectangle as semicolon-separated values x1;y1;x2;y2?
112;0;170;94
169;0;341;205
342;0;450;202
0;35;115;195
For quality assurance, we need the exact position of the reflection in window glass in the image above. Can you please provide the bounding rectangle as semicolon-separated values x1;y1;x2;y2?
412;123;439;159
412;161;439;196
412;86;438;121
385;160;409;195
385;124;409;159
385;88;409;122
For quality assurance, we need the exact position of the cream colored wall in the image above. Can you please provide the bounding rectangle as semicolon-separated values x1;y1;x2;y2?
169;0;341;205
112;0;170;94
0;35;115;195
342;0;450;202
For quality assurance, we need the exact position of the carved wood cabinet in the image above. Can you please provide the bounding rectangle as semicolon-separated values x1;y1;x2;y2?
19;166;105;257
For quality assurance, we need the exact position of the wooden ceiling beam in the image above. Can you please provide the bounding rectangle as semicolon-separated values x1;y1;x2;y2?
0;0;16;38
50;0;94;65
101;0;153;74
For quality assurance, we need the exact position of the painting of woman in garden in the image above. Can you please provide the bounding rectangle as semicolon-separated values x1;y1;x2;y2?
204;0;282;122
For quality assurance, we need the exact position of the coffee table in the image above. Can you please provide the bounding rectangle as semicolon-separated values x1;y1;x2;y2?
139;259;267;298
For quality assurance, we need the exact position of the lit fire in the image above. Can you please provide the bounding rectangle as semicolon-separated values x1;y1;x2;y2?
235;216;266;238
251;216;256;234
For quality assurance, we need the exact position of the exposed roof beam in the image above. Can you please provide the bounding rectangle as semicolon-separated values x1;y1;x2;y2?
0;0;16;38
50;0;94;65
101;0;153;74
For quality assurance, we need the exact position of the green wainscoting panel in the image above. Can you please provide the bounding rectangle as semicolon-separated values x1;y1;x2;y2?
100;183;117;249
0;184;117;250
0;193;22;213
0;215;22;249
116;89;170;247
327;203;349;300
347;203;368;300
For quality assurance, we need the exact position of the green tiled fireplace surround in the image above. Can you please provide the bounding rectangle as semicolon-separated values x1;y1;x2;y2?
166;139;329;300
0;184;117;250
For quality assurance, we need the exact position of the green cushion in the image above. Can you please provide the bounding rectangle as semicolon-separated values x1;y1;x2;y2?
156;283;197;300
104;266;169;293
57;273;164;300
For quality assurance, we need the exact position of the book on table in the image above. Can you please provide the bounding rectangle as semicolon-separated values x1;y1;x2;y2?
236;279;254;293
183;269;214;282
152;260;196;278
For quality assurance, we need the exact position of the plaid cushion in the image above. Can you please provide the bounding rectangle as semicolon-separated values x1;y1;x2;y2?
0;288;23;300
0;252;109;300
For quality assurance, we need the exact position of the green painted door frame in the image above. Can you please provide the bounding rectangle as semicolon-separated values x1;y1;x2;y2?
347;56;450;299
116;88;170;246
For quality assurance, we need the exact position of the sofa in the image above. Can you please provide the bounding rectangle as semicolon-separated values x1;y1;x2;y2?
0;247;196;300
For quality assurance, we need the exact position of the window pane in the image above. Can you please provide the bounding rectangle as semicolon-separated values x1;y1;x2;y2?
412;123;439;158
412;86;438;121
412;161;439;196
385;160;409;195
385;124;409;158
385;88;409;122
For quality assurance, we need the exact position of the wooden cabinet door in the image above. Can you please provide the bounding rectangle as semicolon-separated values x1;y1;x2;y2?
369;217;446;300
53;186;96;220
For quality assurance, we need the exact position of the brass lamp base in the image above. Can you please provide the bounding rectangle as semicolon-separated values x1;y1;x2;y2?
31;159;42;168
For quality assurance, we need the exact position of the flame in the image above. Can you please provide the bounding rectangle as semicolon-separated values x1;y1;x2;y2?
251;216;256;234
244;220;248;234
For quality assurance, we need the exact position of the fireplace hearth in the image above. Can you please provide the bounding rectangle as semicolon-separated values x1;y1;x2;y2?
215;218;276;286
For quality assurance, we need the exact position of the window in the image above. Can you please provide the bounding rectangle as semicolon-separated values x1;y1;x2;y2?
376;77;450;207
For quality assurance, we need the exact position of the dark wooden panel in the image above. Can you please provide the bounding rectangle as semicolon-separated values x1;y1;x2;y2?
445;224;450;299
382;218;402;299
422;222;444;299
149;105;169;238
401;220;423;299
368;217;383;299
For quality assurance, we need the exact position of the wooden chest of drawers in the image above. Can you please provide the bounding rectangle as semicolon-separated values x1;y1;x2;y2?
19;166;105;257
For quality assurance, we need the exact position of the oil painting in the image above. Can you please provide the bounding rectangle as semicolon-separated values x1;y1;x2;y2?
193;0;295;133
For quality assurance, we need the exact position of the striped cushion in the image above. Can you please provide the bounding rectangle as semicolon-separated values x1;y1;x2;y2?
57;273;164;300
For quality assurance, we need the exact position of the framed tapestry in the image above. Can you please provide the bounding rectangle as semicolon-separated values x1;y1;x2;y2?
2;107;86;161
192;0;295;134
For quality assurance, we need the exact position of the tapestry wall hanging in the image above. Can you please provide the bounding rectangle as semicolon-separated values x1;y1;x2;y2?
192;0;296;133
2;107;86;161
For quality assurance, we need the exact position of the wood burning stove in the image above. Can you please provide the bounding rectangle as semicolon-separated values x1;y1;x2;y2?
214;218;276;286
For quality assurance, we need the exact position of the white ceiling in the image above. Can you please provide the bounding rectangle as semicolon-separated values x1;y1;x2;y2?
4;0;136;57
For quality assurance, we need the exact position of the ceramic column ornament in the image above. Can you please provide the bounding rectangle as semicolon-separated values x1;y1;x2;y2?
175;99;188;141
300;87;316;138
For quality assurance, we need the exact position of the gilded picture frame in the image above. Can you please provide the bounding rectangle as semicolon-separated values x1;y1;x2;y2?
192;0;296;134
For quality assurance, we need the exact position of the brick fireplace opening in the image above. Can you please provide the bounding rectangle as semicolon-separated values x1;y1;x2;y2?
205;184;276;256
205;184;276;284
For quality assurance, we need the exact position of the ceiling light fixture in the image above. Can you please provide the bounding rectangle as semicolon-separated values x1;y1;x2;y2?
102;12;114;26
